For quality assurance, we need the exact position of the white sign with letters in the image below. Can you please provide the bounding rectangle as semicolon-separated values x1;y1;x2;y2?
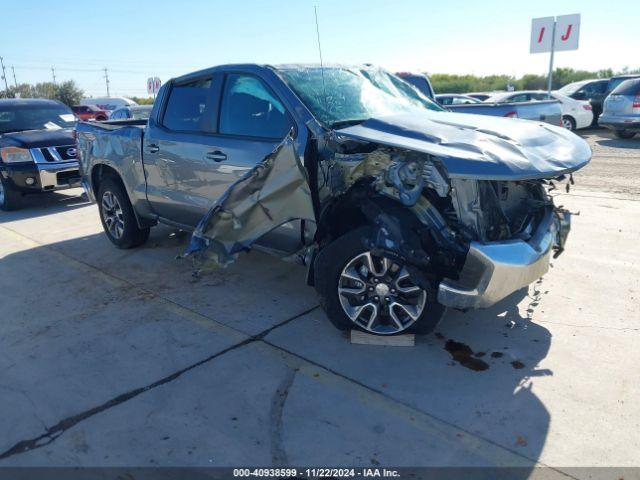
554;14;580;52
530;14;580;53
147;77;162;95
530;16;555;54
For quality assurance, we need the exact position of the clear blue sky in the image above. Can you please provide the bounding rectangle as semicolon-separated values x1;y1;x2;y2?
1;0;637;98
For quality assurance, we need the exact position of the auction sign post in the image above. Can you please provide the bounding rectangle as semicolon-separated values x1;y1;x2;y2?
147;76;161;100
530;14;580;96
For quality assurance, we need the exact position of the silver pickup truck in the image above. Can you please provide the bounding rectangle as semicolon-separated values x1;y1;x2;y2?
77;64;590;336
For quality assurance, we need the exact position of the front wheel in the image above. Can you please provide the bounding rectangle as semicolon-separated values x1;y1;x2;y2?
0;176;22;211
314;227;445;336
562;116;576;131
614;129;636;139
98;177;150;248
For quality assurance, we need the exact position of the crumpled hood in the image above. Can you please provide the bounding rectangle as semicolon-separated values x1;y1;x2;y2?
0;129;75;149
335;111;591;180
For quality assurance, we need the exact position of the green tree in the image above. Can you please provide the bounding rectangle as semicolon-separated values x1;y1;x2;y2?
131;96;154;105
54;81;84;106
0;80;83;106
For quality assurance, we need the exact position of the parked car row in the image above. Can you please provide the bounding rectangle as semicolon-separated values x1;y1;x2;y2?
401;71;640;133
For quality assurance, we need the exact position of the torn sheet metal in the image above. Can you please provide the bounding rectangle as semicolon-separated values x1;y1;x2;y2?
336;111;592;180
184;134;315;269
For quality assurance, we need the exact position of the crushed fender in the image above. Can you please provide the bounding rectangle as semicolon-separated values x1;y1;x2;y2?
183;134;315;271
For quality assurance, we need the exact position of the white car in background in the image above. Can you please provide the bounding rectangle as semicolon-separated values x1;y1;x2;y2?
483;90;593;131
79;97;138;113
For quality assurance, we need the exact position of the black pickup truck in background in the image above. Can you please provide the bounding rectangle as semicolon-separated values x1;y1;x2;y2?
0;99;80;210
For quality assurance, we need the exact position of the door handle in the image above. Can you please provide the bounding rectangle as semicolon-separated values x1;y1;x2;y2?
146;144;160;154
205;150;227;162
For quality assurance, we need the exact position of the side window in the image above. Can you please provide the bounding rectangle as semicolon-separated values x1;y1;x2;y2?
530;93;548;101
110;110;121;119
162;77;213;132
582;83;597;95
219;74;292;139
509;94;529;103
439;97;453;105
596;81;608;94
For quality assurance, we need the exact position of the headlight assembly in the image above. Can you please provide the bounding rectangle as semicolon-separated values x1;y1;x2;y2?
0;147;34;164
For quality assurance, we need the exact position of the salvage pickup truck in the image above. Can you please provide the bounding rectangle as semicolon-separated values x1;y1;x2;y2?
77;64;590;336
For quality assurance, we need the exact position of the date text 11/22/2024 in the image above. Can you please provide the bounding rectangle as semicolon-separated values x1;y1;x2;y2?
233;468;401;477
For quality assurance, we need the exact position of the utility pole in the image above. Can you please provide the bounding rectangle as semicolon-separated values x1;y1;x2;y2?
51;66;57;84
11;65;17;88
0;56;9;96
103;67;110;97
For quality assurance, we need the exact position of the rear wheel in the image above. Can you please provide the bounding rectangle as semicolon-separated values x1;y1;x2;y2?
98;177;149;248
614;129;637;139
314;227;445;336
0;176;22;211
562;115;576;131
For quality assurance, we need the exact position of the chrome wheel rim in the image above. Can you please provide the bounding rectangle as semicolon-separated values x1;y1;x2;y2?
338;251;427;335
0;180;5;205
101;191;125;239
562;118;573;130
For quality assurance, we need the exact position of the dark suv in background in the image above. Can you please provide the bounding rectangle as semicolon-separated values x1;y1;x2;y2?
0;99;80;210
558;78;608;124
600;78;640;139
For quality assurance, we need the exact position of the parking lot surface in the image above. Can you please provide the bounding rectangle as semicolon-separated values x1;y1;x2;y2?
0;130;638;474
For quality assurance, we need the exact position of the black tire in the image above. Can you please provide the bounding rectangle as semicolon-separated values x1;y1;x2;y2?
614;129;636;139
0;176;22;211
97;177;150;248
314;227;446;336
562;115;576;131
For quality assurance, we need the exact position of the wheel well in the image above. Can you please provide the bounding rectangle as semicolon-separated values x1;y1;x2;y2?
91;164;123;195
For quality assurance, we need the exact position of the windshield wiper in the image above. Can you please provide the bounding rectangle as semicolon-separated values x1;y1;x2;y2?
330;118;368;129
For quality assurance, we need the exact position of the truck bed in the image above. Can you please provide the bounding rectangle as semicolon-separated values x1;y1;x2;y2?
76;120;147;205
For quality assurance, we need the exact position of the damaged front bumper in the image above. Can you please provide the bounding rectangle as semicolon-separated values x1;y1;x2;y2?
437;207;569;309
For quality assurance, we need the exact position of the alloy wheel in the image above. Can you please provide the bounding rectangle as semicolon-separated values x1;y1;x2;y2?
101;191;125;239
338;251;427;335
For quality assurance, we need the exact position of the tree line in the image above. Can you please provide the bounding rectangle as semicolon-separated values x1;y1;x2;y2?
1;66;639;105
0;81;154;106
0;81;85;106
429;67;640;94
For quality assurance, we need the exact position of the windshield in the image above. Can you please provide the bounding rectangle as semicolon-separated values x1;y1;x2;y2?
278;67;442;127
0;103;76;134
131;108;152;120
559;81;588;96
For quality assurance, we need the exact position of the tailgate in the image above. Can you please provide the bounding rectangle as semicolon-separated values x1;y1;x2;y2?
604;95;634;116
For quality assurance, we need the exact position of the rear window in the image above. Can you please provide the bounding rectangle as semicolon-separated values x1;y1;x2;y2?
608;77;640;93
162;78;213;132
611;78;640;96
